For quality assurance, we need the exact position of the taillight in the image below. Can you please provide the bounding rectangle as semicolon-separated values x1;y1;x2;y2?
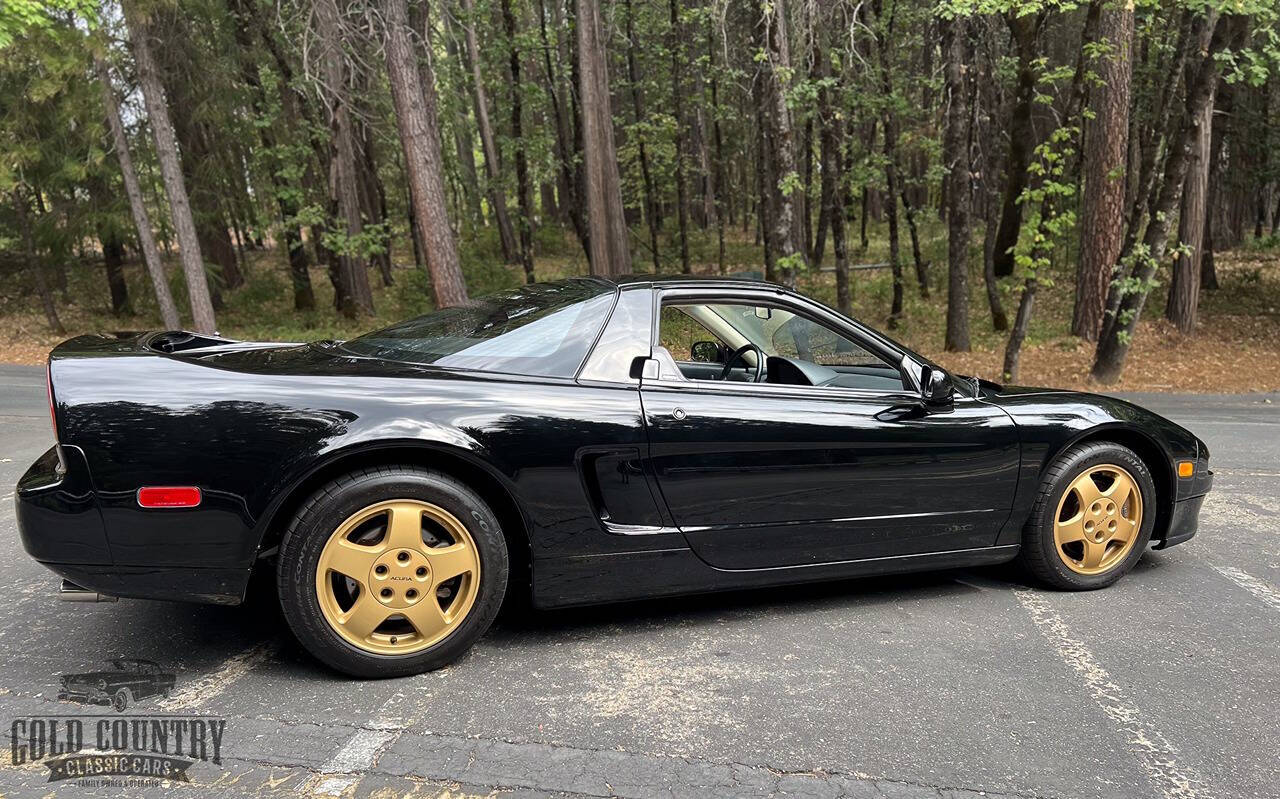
46;360;57;441
137;486;202;508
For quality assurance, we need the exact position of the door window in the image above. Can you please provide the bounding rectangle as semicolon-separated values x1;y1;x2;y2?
657;301;905;392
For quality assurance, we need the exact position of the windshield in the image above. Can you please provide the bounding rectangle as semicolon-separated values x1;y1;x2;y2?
341;279;616;377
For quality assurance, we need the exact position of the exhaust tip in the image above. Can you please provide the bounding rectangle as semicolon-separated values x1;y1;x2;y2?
59;579;118;603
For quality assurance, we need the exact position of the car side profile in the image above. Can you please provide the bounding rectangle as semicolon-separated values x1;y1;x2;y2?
58;659;175;712
17;276;1213;677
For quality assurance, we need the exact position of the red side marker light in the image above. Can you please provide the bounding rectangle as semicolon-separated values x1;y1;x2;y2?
137;486;202;508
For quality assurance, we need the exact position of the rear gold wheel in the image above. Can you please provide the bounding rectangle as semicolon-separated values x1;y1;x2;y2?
316;499;481;656
1052;464;1143;575
278;466;508;677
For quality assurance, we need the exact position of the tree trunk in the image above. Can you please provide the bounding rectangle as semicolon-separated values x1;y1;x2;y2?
577;0;632;276
1165;98;1213;333
870;0;903;324
12;189;65;335
817;43;850;315
1072;0;1133;340
943;13;971;352
460;0;519;265
101;228;133;316
383;0;469;308
122;1;216;333
669;0;690;273
709;21;727;274
357;120;394;287
96;56;181;330
501;0;536;283
1201;80;1231;292
1093;13;1239;383
623;0;661;270
901;190;929;297
536;0;588;256
756;0;802;286
228;0;314;312
439;18;485;229
314;0;375;317
992;12;1043;277
1002;276;1036;382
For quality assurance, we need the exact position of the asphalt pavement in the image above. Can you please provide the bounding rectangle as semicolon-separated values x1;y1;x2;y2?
0;361;1276;798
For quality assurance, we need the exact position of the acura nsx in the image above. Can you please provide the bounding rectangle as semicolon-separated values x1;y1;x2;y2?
17;276;1212;676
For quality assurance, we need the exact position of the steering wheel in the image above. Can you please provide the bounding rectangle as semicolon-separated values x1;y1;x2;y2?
720;343;765;383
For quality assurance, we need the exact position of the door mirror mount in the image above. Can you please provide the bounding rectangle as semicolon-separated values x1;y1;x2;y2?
921;366;954;408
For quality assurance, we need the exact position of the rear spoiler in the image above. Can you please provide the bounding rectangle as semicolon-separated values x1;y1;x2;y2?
49;331;237;359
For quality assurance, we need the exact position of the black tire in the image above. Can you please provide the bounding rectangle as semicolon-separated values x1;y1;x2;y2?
112;688;131;713
1018;441;1156;590
277;465;509;678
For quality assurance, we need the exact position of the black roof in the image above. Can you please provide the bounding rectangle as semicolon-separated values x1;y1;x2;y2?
607;273;785;290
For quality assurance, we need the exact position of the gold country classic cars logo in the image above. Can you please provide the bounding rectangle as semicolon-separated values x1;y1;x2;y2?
11;716;227;784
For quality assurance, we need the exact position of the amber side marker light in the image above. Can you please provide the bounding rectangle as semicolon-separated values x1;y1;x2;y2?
137;486;202;508
1177;461;1195;478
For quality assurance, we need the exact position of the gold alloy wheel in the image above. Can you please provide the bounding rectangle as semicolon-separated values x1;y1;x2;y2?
1053;464;1143;575
315;499;480;655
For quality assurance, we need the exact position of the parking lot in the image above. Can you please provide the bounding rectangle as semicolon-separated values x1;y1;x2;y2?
0;361;1276;798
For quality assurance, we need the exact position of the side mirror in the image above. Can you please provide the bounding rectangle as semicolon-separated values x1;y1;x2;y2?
921;366;954;407
690;340;722;363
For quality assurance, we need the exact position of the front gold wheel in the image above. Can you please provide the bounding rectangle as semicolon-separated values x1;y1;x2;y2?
1053;464;1143;575
315;499;481;656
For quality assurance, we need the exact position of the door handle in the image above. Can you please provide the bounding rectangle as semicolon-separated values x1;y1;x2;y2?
672;407;687;420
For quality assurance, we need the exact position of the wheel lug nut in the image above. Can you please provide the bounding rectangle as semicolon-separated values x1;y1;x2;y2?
406;589;418;599
397;551;410;563
380;588;392;598
416;567;427;577
375;565;387;575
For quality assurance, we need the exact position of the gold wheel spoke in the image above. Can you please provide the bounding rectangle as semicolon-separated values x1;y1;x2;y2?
1071;473;1104;508
403;598;449;640
1101;472;1133;501
340;593;388;639
1111;515;1138;544
384;505;424;551
1057;513;1086;544
324;539;381;581
1081;539;1106;570
425;543;476;583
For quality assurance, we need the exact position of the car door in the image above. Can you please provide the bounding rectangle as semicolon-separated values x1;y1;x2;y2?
640;289;1020;570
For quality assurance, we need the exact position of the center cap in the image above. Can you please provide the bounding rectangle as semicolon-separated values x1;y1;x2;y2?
370;549;431;609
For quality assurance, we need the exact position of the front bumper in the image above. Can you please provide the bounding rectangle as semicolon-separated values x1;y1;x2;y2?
1155;467;1212;550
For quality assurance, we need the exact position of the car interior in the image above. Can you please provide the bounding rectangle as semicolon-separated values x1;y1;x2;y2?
656;301;907;392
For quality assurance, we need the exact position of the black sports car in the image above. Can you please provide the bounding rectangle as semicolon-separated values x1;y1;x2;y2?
58;659;175;712
17;276;1212;677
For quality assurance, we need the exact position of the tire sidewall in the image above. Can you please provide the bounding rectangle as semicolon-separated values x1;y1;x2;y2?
1032;443;1156;589
278;468;509;678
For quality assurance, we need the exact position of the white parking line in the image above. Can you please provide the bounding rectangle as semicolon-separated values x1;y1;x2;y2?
308;689;415;796
1014;588;1213;799
1212;566;1280;613
311;728;399;795
158;641;278;711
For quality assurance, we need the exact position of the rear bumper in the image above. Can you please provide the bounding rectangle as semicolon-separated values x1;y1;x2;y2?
16;445;112;563
17;445;249;605
1155;470;1212;550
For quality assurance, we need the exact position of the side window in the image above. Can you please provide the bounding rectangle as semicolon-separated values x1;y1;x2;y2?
769;314;880;367
658;300;906;391
659;306;724;361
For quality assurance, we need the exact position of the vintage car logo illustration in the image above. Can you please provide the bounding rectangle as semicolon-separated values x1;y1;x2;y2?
57;659;176;713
